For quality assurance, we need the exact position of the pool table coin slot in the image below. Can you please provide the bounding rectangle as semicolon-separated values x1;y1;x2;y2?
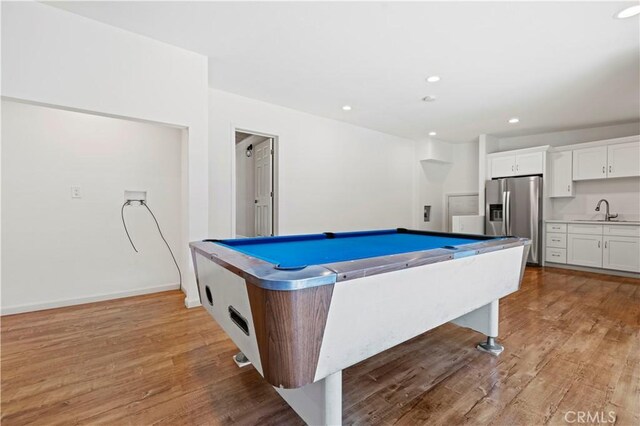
228;305;250;336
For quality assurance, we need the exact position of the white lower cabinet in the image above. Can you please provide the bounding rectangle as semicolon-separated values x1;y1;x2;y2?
546;248;567;264
548;222;640;273
603;236;640;272
566;234;603;268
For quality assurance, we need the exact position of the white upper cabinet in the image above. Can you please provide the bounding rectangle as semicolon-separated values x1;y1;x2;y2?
490;151;544;178
571;139;639;181
607;141;640;178
548;151;573;197
572;146;607;181
491;155;515;178
515;152;544;175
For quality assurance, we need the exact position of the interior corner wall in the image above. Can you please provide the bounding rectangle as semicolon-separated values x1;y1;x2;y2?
478;134;499;215
209;89;414;237
2;101;183;313
413;139;479;231
1;1;209;309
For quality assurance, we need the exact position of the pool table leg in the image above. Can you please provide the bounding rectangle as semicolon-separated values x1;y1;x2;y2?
477;336;504;356
476;299;503;356
274;370;342;426
233;351;252;368
452;299;504;356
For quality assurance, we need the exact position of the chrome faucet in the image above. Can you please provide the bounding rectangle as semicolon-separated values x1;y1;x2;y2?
595;199;618;221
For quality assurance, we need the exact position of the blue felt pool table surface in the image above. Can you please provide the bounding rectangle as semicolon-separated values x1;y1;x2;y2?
214;229;500;269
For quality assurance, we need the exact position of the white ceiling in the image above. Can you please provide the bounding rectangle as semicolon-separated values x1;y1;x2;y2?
48;1;640;142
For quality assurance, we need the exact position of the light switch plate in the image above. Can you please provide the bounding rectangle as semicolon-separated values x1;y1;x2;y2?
424;205;431;222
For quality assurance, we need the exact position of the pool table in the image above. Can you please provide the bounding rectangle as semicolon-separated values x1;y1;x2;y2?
190;228;530;425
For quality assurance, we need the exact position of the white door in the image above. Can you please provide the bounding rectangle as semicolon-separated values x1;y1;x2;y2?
254;138;273;236
572;146;607;181
567;234;603;268
607;141;640;178
548;151;573;197
515;152;543;175
603;236;640;272
490;155;515;178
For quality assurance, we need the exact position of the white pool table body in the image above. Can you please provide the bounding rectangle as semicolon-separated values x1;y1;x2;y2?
193;241;528;426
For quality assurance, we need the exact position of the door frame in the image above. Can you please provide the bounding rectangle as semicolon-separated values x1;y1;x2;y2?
230;125;279;238
443;192;479;232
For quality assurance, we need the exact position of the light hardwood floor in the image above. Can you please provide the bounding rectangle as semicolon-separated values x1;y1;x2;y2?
2;267;639;425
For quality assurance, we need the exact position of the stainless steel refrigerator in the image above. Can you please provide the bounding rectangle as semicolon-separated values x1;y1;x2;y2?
485;176;542;265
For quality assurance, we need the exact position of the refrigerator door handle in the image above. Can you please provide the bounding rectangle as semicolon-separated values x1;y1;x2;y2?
501;191;507;235
504;191;511;235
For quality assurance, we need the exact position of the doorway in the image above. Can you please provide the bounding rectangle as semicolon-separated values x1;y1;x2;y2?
235;131;276;237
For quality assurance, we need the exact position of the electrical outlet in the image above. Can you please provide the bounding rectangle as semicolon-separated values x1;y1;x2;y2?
124;190;147;203
71;186;82;199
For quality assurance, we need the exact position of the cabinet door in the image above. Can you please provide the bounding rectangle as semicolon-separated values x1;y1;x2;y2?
567;234;603;267
603;236;640;272
572;146;607;181
548;151;573;197
515;152;543;175
491;155;515;178
607;141;640;178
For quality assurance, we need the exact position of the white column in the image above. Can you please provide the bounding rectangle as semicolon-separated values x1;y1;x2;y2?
451;299;499;337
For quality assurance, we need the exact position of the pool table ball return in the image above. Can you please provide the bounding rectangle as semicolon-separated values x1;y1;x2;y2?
190;228;530;425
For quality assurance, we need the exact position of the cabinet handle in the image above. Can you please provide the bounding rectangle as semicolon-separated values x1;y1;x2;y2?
567;184;570;192
605;241;608;249
609;165;612;174
516;164;519;172
598;241;601;248
512;165;514;172
602;166;605;174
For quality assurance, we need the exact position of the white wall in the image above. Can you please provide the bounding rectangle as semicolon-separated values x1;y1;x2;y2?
209;89;414;237
413;139;479;231
1;2;208;307
2;101;183;314
497;122;640;151
550;178;640;222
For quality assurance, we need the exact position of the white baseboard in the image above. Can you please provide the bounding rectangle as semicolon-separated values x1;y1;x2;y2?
1;283;181;316
544;262;640;278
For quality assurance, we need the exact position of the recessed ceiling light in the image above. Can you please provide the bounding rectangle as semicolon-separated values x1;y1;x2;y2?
422;95;437;102
342;105;352;111
426;76;440;83
615;5;640;19
508;117;520;124
429;131;437;136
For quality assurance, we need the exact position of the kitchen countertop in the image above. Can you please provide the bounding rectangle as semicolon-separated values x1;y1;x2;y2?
546;219;640;226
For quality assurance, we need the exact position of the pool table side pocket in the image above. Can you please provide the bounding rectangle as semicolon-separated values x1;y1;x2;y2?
247;283;334;389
